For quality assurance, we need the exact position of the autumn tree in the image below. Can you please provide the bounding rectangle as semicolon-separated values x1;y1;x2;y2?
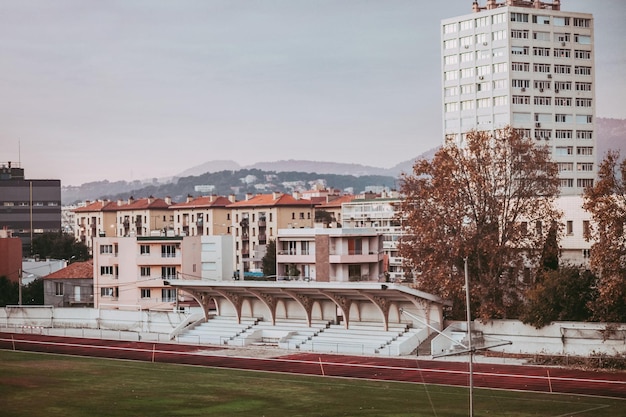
582;150;626;322
398;127;561;320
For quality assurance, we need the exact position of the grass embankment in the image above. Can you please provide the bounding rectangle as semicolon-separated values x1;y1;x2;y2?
0;350;623;417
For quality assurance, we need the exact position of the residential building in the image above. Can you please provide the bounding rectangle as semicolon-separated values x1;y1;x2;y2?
113;197;172;237
0;162;61;253
93;235;199;310
43;260;94;307
342;192;406;282
0;229;22;282
276;227;384;282
442;0;595;195
73;200;119;250
228;192;316;276
557;194;592;266
314;194;355;228
169;194;233;237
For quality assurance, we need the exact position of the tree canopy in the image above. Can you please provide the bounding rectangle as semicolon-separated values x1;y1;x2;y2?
583;150;626;322
31;232;90;261
398;127;561;320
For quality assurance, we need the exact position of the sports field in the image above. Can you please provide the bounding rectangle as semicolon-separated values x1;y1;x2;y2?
1;350;624;417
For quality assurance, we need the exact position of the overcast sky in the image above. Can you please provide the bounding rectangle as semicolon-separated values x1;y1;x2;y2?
1;0;624;186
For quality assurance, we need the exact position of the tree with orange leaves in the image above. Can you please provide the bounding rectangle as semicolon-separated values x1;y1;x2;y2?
398;128;561;320
583;150;626;322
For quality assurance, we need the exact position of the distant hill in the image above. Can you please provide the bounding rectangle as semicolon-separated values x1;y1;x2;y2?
61;117;625;204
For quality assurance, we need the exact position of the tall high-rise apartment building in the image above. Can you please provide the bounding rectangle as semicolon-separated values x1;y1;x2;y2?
442;0;595;195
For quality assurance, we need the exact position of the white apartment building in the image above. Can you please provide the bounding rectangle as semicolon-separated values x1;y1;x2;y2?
442;0;595;195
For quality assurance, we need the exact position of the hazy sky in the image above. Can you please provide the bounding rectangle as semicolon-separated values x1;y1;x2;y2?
1;0;625;186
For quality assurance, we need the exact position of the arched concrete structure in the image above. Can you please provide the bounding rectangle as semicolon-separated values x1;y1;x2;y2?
170;281;450;331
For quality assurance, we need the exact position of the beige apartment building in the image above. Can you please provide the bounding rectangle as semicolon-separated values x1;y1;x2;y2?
169;195;233;237
228;192;317;276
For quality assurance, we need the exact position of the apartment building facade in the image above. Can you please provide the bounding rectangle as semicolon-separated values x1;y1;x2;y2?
276;227;384;282
169;195;233;237
228;192;316;276
442;0;595;195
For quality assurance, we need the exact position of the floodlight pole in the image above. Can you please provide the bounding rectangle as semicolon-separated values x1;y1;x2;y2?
464;257;473;417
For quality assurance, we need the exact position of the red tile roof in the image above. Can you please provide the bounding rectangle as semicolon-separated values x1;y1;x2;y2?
170;196;232;209
228;193;316;208
44;260;93;280
316;195;356;208
117;197;171;211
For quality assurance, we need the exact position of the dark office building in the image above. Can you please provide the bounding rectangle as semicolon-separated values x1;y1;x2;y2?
0;162;61;254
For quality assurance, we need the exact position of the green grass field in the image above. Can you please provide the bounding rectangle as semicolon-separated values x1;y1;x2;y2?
0;350;623;417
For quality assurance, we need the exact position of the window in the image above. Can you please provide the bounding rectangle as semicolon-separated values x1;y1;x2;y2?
510;12;528;22
577;163;594;171
558;162;573;172
574;34;591;45
533;31;550;40
576;115;592;124
555;32;571;42
512;62;530;72
576;98;592;107
161;266;177;279
533;15;550;25
475;33;487;44
460;52;473;62
443;39;458;50
512;79;530;89
460;35;473;47
492;63;507;74
553;17;569;27
555;146;573;156
511;29;529;39
477;98;491;108
576;130;593;140
555;130;573;139
554;48;570;58
576;147;593;156
444;86;459;97
475;16;488;27
533;47;550;57
100;244;113;254
573;18;591;27
512;95;530;105
575;50;591;59
162;288;177;303
582;248;591;259
493;96;507;106
534;80;551;90
444;70;458;81
476;65;490;76
444;55;458;65
476;49;490;61
443;23;457;34
511;45;529;55
460;67;475;78
533;63;551;73
492;30;506;41
554;114;570;123
560;178;574;188
577;178;594;188
555;97;572;106
534;129;552;140
100;266;114;276
101;287;112;297
575;66;591;75
460;19;473;31
55;282;63;296
555;81;571;91
554;64;571;74
161;244;177;258
445;102;459;112
492;13;505;24
140;266;151;277
566;220;573;235
461;83;473;95
300;241;310;256
141;289;151;299
461;100;474;110
534;96;551;106
140;245;150;255
575;82;592;93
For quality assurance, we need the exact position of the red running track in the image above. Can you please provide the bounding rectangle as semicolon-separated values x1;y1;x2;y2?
1;332;625;399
